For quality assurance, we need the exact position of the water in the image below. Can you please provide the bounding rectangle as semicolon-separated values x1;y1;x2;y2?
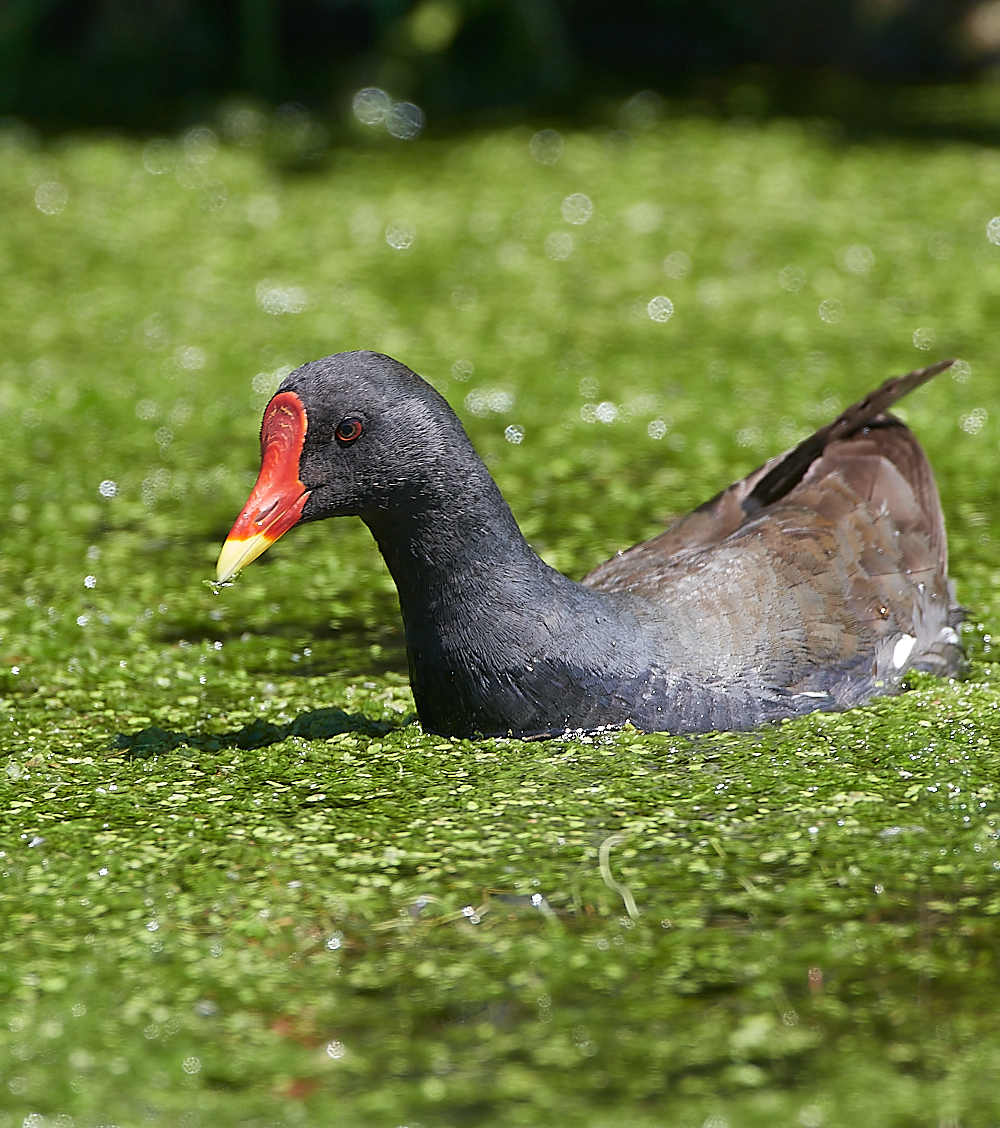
3;111;1000;1125
529;129;563;164
664;250;692;278
386;220;417;250
544;230;575;260
647;295;674;322
561;193;594;225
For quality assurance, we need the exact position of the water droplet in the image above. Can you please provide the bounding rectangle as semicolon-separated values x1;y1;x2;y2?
779;264;806;291
35;181;68;215
504;424;524;444
959;407;987;434
84;575;97;589
353;87;391;125
256;280;308;314
842;244;875;273
141;314;171;351
181;1055;201;1074
465;389;514;417
818;298;843;323
451;359;474;381
986;216;1000;245
326;1040;346;1059
76;614;89;627
387;102;424;140
176;345;205;370
386;220;416;249
326;933;343;950
912;326;935;350
578;376;599;398
184;127;218;163
645;295;674;324
224;107;268;146
143;138;177;174
98;480;117;498
950;359;971;382
544;231;574;260
735;427;763;449
595;401;618;424
204;577;237;594
647;419;668;439
197;180;228;211
663;251;691;279
529;129;563;164
561;193;593;225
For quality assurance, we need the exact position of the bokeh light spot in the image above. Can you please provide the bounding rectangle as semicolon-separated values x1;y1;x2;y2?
561;194;593;225
35;182;67;215
529;130;563;164
386;220;416;249
647;296;674;322
387;103;425;140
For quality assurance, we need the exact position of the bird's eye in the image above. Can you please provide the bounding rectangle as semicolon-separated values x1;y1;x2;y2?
335;417;364;443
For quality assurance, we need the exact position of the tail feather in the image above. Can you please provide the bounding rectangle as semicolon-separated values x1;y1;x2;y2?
741;359;954;516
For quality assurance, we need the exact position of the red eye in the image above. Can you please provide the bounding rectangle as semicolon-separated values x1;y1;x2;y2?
335;417;363;443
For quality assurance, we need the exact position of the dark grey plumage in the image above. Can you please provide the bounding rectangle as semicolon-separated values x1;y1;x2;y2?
271;352;961;738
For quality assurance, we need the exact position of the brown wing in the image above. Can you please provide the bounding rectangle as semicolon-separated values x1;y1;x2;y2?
584;362;963;693
585;360;953;578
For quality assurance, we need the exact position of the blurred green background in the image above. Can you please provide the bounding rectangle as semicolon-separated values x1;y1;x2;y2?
8;0;1000;139
5;4;1000;1127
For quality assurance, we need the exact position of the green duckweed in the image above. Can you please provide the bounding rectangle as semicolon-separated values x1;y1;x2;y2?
2;110;1000;1126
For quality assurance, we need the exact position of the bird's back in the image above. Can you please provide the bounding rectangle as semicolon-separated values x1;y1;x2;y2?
584;409;962;722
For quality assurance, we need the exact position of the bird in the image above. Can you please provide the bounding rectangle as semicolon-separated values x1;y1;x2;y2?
216;351;963;740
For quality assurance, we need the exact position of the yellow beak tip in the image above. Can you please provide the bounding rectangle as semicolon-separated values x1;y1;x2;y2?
216;533;273;584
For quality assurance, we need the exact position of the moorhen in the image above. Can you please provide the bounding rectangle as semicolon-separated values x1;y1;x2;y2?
216;352;963;739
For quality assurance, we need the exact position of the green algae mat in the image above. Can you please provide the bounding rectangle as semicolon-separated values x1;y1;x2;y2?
3;112;1000;1126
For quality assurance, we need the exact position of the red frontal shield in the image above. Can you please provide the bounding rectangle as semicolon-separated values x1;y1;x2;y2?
216;391;311;582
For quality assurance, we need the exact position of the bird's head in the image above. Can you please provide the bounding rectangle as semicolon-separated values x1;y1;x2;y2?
216;350;468;582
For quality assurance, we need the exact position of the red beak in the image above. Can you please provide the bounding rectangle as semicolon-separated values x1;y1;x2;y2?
216;391;311;582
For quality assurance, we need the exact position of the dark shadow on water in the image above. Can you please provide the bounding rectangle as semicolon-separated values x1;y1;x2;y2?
115;708;408;760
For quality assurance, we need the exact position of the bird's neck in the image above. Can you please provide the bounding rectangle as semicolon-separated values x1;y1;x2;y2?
360;467;624;735
363;467;556;619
